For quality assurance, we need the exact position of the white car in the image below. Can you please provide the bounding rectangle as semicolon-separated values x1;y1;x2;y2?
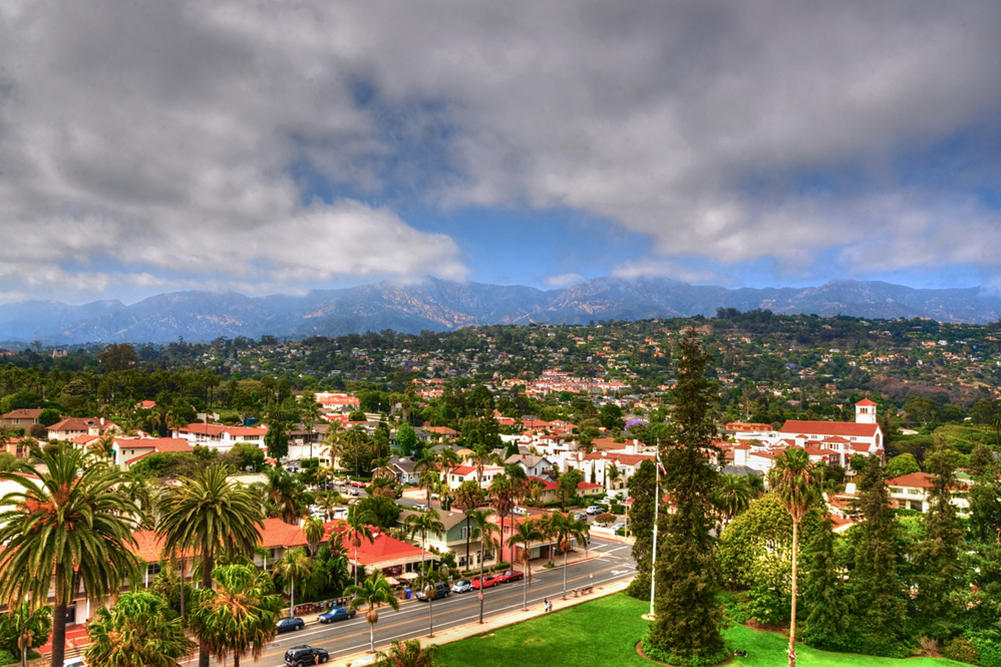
585;505;603;515
63;659;87;667
451;579;473;593
511;506;527;515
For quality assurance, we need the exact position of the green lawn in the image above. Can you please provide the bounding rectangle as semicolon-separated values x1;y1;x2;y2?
435;593;965;667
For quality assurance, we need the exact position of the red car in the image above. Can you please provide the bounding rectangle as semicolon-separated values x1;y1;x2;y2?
495;570;524;584
470;574;499;589
350;481;367;488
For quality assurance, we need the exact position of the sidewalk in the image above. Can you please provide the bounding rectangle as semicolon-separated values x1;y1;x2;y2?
331;577;632;667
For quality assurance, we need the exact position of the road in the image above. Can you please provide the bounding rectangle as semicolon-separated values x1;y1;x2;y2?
183;535;635;666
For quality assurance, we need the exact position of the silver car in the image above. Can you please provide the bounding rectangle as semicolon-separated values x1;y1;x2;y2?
451;579;473;593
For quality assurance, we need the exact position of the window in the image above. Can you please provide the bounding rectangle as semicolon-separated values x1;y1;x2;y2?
147;563;161;576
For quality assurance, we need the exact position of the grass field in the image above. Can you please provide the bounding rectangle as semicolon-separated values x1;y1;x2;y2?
435;593;965;667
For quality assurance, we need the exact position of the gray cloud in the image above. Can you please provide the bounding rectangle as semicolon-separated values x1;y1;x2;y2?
1;0;999;302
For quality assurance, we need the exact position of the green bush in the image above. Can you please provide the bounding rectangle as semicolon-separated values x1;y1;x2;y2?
942;636;979;664
717;590;751;625
968;630;1001;667
609;503;625;514
641;638;730;667
492;562;511;571
0;650;15;666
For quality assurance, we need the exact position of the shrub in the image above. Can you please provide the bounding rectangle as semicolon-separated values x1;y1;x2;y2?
968;630;1001;667
594;512;616;525
641;638;730;667
0;650;15;666
942;636;979;664
609;503;625;514
493;562;511;571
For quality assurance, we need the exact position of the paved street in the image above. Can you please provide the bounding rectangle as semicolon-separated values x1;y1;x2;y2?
182;535;635;666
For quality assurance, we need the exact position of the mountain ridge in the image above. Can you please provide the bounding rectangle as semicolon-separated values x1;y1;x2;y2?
1;277;998;344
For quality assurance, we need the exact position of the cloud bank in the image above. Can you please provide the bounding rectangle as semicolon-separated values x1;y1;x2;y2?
0;1;999;301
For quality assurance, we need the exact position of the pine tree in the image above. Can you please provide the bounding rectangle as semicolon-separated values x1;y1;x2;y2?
911;440;964;640
626;459;656;599
967;444;1001;544
800;516;852;651
846;454;910;657
646;330;727;665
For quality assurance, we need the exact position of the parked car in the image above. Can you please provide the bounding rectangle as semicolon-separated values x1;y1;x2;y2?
416;581;450;601
414;503;428;511
348;489;360;496
430;493;440;500
63;659;86;667
350;481;367;488
585;505;603;515
511;506;527;515
471;574;499;589
276;617;305;634
496;570;524;584
451;579;473;593
317;605;356;623
573;512;588;521
611;523;627;534
284;645;330;666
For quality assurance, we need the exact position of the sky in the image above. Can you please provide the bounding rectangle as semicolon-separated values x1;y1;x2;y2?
1;1;1000;305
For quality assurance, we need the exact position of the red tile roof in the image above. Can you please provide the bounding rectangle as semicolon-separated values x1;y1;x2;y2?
886;472;934;488
259;518;308;549
451;465;477;476
780;420;879;438
115;437;193;453
855;399;877;407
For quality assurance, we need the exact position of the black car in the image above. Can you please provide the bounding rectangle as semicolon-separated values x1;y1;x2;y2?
284;645;329;666
276;617;305;634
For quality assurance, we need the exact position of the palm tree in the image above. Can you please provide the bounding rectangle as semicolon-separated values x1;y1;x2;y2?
372;456;395;480
992;412;1001;448
712;473;752;528
264;466;305;525
404;509;445;635
768;448;821;667
272;547;314;618
415;450;440;506
346;570;401;654
490;473;517;565
303;516;326;556
0;445;140;667
607;463;621;492
470;443;493;484
343;504;376;586
84;591;196;667
315;491;344;522
453;480;485;571
507;518;544;611
468;509;501;623
157;463;264;667
299;391;323;460
413;562;450;637
189;564;283;667
547;512;589;599
323;421;347;470
374;639;442;667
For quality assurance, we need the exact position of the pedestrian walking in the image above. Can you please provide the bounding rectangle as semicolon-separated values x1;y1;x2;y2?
544;598;549;613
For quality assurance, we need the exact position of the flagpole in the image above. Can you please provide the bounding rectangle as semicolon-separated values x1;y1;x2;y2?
649;454;660;618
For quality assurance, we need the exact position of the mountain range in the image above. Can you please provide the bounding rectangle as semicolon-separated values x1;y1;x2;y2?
1;277;1000;345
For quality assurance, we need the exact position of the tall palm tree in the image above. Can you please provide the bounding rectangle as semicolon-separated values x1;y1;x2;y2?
272;547;314;618
315;491;344;522
415;450;440;506
507;518;544;611
547;512;589;599
712;473;752;528
373;639;442;667
346;570;401;654
343;504;376;586
189;564;283;667
404;509;445;635
303;516;326;556
264;466;305;525
299;391;323;460
490;474;517;564
0;445;140;667
157;463;264;667
453;480;484;571
84;591;196;667
413;562;450;637
323;421;347;470
468;509;501;624
768;448;821;667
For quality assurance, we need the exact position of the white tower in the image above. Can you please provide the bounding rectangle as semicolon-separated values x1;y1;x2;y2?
855;399;877;424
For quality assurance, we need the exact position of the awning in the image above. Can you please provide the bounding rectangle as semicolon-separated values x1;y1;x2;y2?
399;572;419;581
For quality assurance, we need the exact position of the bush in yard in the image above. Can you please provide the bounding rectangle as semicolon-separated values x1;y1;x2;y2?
942;636;978;664
595;512;615;525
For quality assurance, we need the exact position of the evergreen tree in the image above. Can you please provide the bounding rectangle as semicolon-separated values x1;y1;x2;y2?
846;455;910;657
646;330;727;666
800;517;852;650
911;440;964;640
967;444;1001;544
626;459;656;599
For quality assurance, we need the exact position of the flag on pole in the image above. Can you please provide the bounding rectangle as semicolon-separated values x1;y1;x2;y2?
657;455;666;476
